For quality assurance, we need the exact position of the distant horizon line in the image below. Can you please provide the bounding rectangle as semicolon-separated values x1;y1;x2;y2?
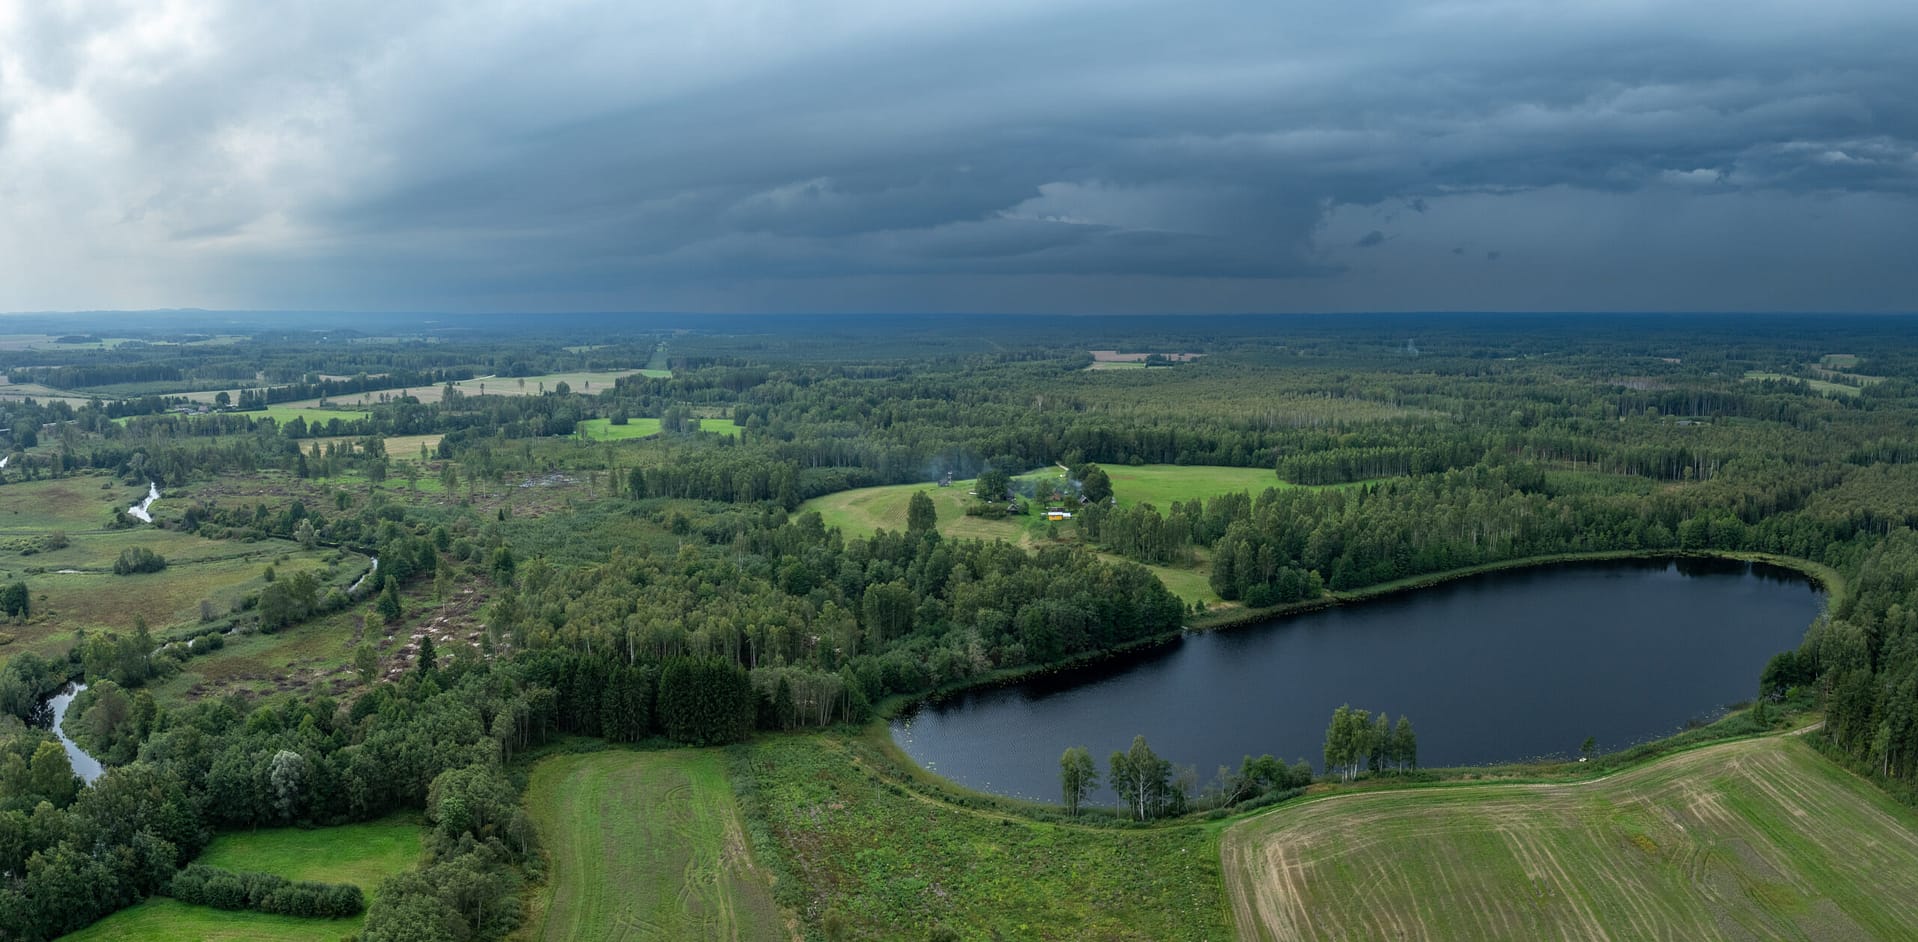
4;308;1916;319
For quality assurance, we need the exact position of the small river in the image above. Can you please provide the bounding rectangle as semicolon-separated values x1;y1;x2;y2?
48;683;105;784
891;557;1825;804
127;482;160;523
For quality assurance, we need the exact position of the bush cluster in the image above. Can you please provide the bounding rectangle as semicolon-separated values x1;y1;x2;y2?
167;863;365;918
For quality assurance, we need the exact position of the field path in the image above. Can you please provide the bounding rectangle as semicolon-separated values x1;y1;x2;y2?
1222;732;1918;941
524;749;791;942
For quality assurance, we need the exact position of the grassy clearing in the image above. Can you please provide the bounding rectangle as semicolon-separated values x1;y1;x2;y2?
522;748;787;942
1102;465;1288;509
252;406;373;425
575;417;739;441
56;816;422;942
385;433;446;461
1743;370;1863;398
56;898;362;942
800;478;1029;545
1222;734;1918;941
736;734;1227;941
197;814;424;888
575;418;662;441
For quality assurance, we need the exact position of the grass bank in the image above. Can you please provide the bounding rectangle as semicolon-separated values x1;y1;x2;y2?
732;734;1228;941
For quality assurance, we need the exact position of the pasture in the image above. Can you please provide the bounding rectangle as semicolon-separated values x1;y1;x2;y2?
56;815;422;942
522;748;787;942
1221;734;1918;941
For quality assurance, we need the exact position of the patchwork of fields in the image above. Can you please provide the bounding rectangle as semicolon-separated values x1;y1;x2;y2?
1221;734;1918;941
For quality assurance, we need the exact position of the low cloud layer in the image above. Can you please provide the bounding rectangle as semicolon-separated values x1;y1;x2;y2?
3;0;1915;313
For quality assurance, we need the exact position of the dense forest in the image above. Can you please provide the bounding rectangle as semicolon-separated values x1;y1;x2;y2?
2;312;1917;940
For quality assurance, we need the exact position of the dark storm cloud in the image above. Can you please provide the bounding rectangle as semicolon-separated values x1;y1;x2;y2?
3;0;1916;312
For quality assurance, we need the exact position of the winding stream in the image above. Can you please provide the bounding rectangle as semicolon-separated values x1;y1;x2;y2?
349;556;380;595
126;482;160;523
48;684;105;785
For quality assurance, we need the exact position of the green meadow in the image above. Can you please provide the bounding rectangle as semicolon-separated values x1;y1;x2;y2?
522;748;785;942
57;816;423;942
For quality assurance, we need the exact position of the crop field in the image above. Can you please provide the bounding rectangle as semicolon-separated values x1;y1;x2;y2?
1221;734;1918;941
252;405;373;426
737;735;1227;941
275;370;642;408
56;816;422;942
385;432;447;461
522;748;787;942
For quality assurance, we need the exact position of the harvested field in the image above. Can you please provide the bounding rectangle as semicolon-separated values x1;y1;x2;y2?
1222;734;1918;941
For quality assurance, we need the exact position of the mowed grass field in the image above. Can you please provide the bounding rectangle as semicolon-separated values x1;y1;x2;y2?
57;816;423;942
575;417;742;441
1103;464;1288;508
522;748;788;942
1221;734;1918;941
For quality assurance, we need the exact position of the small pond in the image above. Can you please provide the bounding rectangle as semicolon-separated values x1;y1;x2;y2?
891;557;1824;804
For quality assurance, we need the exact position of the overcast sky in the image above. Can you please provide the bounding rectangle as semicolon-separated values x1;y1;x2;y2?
3;0;1915;314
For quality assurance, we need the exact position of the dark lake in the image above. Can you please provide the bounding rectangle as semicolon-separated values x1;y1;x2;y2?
890;557;1825;804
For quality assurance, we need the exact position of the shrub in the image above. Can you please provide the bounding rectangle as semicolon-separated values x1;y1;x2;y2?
112;547;168;575
168;864;365;918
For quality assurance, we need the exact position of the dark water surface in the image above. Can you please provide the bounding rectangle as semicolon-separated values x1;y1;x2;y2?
49;683;104;784
891;558;1824;804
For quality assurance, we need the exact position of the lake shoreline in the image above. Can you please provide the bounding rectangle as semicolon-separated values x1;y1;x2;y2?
876;548;1840;723
870;549;1836;818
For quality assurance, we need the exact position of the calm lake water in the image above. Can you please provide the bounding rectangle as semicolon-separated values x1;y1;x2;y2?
890;558;1824;804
